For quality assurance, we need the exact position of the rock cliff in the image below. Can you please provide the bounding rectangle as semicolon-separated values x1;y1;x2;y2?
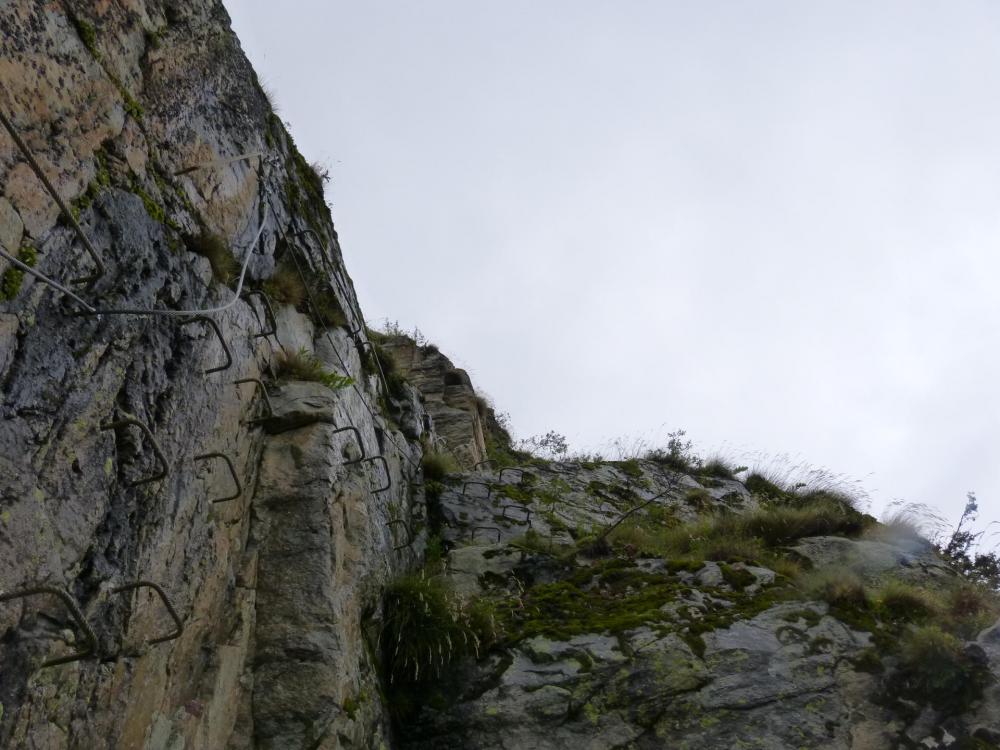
1;3;999;750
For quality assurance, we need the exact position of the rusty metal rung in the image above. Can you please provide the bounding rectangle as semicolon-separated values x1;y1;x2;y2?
101;416;169;487
0;585;99;667
462;480;492;499
473;459;496;471
470;526;502;544
112;581;183;645
387;518;414;551
180;315;232;374
193;452;242;503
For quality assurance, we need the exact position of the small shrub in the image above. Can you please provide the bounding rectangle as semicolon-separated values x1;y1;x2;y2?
895;625;990;713
274;347;352;390
262;262;307;306
944;583;999;638
422;451;459;481
185;232;237;283
643;429;700;473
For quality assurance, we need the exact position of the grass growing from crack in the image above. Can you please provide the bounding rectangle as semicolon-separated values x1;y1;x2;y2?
185;232;238;283
274;347;352;390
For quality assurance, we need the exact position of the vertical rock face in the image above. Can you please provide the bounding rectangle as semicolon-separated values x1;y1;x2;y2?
380;335;504;469
0;2;427;747
4;4;1000;750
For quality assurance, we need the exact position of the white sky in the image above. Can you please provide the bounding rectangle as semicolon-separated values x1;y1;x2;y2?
225;1;1000;532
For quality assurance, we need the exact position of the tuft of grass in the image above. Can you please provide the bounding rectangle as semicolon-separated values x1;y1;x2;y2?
422;451;459;482
381;572;497;686
744;472;790;500
310;287;348;328
874;580;942;623
799;568;869;609
185;232;238;283
262;262;307;306
274;347;352;390
701;457;741;480
894;625;991;713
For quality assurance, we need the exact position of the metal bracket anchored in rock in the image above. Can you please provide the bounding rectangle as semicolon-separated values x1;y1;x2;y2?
471;526;502;544
473;459;496;472
331;425;366;460
387;519;415;551
345;454;392;494
180;315;233;374
112;581;183;645
244;290;280;344
0;585;99;667
101;416;169;486
501;504;533;525
193;452;242;503
0;104;106;285
462;480;493;499
498;467;525;484
234;377;274;423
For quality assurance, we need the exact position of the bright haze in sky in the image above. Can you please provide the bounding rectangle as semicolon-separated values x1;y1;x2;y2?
225;1;1000;532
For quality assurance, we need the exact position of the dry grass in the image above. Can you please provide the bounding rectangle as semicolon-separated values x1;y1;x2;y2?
262;262;307;306
186;232;238;283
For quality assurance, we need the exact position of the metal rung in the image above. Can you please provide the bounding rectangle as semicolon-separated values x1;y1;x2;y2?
498;467;525;484
462;480;492;499
331;425;366;460
193;452;242;503
112;581;183;645
345;454;391;493
244;289;279;343
501;504;533;525
0;585;99;667
470;526;502;544
473;459;496;471
101;416;168;486
234;377;274;422
387;518;414;551
180;315;232;374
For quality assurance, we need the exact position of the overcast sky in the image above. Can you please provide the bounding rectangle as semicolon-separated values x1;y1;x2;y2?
225;1;999;533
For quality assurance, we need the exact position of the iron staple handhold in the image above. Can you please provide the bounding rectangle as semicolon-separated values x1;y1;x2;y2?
100;416;169;486
180;315;233;373
244;289;280;343
111;580;183;645
193;452;242;503
345;454;392;493
387;518;414;551
0;585;99;667
498;467;525;484
234;378;274;422
332;425;366;461
501;504;533;525
470;526;502;544
461;480;493;499
473;459;496;471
